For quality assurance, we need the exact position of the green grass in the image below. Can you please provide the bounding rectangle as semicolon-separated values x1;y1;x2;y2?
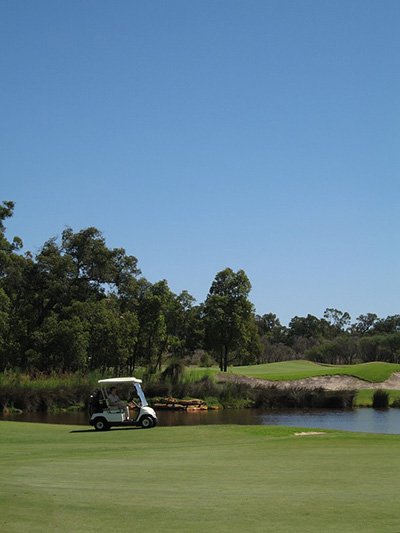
1;421;400;533
181;367;217;383
355;389;400;407
225;360;400;383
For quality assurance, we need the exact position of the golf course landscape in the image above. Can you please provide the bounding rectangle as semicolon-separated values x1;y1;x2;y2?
225;360;400;382
1;420;400;533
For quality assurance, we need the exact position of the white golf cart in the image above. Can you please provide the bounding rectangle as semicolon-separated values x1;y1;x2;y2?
89;377;157;431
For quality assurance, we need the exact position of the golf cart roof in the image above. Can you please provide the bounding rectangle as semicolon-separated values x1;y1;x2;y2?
98;377;143;385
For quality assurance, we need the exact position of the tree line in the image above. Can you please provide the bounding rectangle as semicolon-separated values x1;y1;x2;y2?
1;201;399;375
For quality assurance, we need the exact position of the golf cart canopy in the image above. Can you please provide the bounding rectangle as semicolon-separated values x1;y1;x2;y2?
98;377;148;407
98;377;142;385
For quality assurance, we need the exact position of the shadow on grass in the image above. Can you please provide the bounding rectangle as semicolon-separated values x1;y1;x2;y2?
70;427;142;433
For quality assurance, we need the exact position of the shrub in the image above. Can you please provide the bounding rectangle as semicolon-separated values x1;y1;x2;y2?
253;387;355;409
183;376;221;399
161;359;186;383
200;352;214;367
372;390;389;409
143;381;171;399
204;397;223;409
0;382;93;412
218;382;253;408
315;390;355;409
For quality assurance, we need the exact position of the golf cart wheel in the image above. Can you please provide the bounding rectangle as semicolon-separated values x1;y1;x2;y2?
94;417;109;431
140;416;154;429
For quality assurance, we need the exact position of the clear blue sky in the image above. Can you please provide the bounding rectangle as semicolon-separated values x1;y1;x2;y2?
1;1;399;325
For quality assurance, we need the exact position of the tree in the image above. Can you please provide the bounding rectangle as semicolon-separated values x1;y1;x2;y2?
260;338;295;364
25;313;89;372
255;313;286;344
306;334;357;365
61;226;140;297
371;315;400;334
204;268;255;371
0;288;10;370
358;333;400;363
71;298;138;373
352;313;378;335
126;279;185;373
0;201;29;370
288;314;328;341
233;321;263;365
323;308;351;337
0;201;22;258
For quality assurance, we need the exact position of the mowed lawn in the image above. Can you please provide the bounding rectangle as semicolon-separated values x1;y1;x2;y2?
228;360;400;382
1;421;400;533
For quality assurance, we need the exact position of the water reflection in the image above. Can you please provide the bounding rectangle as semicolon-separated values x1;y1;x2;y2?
258;408;400;434
1;408;400;434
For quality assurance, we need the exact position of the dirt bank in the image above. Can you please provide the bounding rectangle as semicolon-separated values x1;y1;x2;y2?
215;372;400;391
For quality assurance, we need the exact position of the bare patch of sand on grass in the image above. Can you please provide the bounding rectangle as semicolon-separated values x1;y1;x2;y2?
294;431;326;436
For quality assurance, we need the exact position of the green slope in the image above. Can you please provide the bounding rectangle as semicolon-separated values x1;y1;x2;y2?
227;360;400;382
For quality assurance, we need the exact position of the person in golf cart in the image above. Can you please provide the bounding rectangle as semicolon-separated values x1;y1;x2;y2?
107;386;130;418
90;377;157;430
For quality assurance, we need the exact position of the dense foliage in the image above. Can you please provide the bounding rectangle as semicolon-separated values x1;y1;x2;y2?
1;201;400;375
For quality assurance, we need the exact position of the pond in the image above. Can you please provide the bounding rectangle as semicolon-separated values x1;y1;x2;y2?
1;407;400;434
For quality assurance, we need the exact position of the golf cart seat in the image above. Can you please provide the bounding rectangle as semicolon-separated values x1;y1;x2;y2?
108;407;124;413
105;400;125;414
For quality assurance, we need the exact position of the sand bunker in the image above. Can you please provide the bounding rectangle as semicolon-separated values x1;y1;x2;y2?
215;372;400;391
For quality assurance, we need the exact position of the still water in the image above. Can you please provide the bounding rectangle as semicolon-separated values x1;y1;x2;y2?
1;408;400;434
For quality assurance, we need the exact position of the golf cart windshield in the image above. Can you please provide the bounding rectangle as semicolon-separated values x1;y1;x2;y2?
135;383;148;407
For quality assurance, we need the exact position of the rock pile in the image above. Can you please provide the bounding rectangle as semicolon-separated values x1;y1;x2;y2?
153;398;208;411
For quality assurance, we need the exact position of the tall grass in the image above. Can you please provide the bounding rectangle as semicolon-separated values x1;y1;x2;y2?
253;387;356;409
0;370;102;412
0;367;374;412
0;369;102;389
372;390;389;409
148;373;356;410
180;368;216;384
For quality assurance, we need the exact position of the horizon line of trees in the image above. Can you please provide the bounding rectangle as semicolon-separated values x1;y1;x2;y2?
1;201;400;375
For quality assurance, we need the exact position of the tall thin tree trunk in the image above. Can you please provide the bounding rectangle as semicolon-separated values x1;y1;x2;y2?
223;345;229;372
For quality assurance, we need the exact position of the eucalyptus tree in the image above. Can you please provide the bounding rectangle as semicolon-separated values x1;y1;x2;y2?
60;226;140;298
66;298;137;373
373;315;400;334
204;268;255;372
0;288;10;370
130;280;199;373
288;314;329;339
25;313;89;372
0;201;29;370
352;313;379;334
255;313;287;344
323;308;351;337
31;227;142;372
0;201;22;259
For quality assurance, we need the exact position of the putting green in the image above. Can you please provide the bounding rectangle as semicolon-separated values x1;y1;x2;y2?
1;421;399;532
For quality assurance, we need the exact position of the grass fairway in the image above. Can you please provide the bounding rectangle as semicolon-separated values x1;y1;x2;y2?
228;360;400;382
1;422;400;533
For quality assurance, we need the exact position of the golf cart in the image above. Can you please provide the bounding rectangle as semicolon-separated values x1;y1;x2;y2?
89;377;157;431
